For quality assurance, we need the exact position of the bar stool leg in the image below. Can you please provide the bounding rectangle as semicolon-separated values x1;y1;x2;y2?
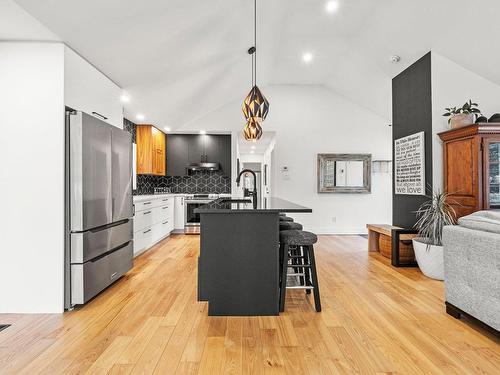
279;244;289;312
298;245;306;286
303;246;311;294
308;245;322;312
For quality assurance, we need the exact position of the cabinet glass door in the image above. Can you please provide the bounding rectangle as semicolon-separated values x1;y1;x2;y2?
488;141;500;208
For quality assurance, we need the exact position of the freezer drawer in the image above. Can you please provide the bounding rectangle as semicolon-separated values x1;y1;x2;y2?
71;241;133;305
70;220;133;263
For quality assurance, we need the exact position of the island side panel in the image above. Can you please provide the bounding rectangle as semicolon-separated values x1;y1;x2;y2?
198;212;280;316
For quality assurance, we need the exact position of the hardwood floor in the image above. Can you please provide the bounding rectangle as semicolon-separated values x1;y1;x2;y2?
1;234;499;374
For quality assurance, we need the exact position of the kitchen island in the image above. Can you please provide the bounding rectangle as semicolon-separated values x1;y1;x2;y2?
196;197;312;316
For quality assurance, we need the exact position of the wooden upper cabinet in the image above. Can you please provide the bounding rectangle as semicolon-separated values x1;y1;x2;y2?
136;125;166;175
439;123;500;219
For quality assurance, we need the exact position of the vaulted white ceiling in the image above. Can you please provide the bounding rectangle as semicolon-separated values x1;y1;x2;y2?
11;0;500;127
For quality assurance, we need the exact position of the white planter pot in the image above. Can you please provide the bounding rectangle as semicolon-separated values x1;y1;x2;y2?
449;113;474;129
412;238;444;280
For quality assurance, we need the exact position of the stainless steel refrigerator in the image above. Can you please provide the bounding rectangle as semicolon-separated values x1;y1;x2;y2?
65;111;133;309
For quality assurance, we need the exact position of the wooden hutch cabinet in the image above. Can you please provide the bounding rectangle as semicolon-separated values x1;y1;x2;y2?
136;125;166;175
438;123;500;219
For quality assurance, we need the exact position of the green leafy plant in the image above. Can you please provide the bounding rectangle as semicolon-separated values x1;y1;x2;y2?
414;190;456;247
443;99;481;124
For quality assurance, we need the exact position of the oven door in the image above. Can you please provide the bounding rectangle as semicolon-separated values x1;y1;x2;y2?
185;201;209;234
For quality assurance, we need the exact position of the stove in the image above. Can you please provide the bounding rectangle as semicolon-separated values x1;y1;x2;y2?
184;194;231;234
184;194;220;202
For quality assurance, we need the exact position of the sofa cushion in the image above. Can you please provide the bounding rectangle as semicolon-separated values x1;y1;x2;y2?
458;210;500;235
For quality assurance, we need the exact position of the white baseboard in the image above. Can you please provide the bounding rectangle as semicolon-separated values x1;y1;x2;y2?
304;226;368;235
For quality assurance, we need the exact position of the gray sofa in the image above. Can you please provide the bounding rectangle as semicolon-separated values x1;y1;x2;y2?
442;210;500;331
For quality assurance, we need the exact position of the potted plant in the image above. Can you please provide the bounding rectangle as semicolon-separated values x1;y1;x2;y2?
443;100;481;129
412;190;456;280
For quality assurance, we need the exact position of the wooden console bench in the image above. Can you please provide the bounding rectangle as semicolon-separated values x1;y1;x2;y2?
366;224;418;267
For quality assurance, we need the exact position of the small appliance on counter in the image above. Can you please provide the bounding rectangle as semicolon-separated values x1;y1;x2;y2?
184;194;231;234
154;187;171;194
65;110;134;309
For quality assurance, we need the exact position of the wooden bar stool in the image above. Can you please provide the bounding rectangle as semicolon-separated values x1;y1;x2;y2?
279;230;321;312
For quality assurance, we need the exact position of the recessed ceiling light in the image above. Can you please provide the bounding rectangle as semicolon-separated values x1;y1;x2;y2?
164;127;171;132
325;0;339;14
136;113;145;121
390;55;401;63
250;150;255;154
199;130;206;135
302;52;313;63
120;94;130;103
251;145;256;149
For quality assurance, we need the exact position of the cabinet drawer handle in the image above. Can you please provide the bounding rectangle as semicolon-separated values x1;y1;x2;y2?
162;206;169;209
143;229;151;234
162;220;168;224
162;198;169;202
143;202;151;205
110;272;118;279
143;211;151;215
92;111;108;120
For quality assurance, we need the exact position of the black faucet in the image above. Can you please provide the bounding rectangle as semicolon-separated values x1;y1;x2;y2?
236;169;258;209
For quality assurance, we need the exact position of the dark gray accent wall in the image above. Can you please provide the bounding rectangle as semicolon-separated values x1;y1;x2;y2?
392;52;433;228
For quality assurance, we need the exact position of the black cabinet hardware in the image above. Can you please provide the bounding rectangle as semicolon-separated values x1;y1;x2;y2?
92;111;108;120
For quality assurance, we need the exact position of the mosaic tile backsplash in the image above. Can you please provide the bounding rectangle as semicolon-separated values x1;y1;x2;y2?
135;172;232;195
123;118;231;195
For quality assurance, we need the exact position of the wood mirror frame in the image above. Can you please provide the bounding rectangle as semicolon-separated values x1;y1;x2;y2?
317;153;372;193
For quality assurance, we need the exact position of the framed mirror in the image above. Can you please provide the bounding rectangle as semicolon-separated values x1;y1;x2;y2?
317;153;371;193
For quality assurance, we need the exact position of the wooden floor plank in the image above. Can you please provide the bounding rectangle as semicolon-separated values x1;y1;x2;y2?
0;234;498;375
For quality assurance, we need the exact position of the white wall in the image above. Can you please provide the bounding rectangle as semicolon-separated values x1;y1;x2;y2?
0;42;65;313
182;85;392;233
431;52;500;190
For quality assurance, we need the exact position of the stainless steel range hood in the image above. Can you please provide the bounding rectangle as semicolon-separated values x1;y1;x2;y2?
186;162;220;172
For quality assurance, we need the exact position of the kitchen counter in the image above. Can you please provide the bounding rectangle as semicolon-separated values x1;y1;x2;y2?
194;197;312;213
197;197;312;316
133;193;178;202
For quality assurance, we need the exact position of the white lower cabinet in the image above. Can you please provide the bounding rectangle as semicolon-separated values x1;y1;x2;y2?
152;219;174;243
174;196;185;230
133;209;154;233
133;195;176;257
133;227;154;256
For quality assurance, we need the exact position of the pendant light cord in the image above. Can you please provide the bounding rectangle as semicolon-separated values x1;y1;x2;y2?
251;49;254;87
254;0;257;87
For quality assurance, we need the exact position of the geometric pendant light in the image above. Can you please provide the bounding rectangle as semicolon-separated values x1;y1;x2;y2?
242;85;269;122
241;0;268;141
243;116;263;141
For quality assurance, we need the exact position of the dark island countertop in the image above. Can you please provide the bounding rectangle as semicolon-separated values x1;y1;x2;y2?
194;197;312;213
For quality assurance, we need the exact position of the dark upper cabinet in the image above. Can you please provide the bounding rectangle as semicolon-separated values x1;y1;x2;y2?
187;135;220;164
204;135;219;163
187;135;205;164
218;135;231;177
166;135;189;176
166;134;231;176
